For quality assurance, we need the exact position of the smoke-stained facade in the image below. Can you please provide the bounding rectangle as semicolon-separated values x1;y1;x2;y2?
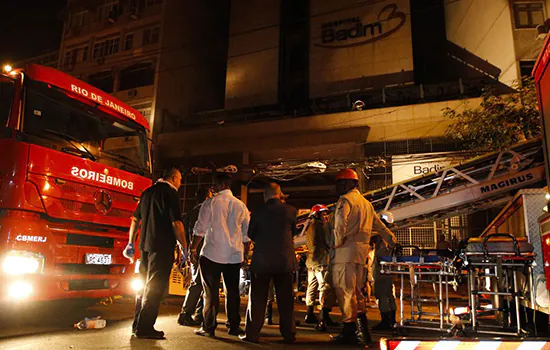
225;0;281;109
156;0;550;212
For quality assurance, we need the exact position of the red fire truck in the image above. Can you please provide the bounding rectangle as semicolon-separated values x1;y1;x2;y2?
0;64;151;303
534;31;550;308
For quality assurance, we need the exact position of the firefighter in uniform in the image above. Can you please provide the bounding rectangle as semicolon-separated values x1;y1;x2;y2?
303;204;339;331
331;168;397;345
372;212;398;330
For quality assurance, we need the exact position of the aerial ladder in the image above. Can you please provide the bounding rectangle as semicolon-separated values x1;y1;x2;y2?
296;137;545;245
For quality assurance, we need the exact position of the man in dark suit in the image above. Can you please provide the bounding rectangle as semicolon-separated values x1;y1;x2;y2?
240;182;297;343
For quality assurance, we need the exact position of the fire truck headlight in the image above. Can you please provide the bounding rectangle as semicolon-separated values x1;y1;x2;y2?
2;250;44;275
131;278;144;292
8;281;33;299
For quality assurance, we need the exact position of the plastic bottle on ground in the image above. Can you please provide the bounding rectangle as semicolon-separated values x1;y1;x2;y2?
74;317;107;330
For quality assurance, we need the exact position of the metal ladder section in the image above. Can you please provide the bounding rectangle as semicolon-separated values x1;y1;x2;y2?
295;139;544;246
363;138;545;229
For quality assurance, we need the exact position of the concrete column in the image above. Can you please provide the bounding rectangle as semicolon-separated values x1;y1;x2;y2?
357;167;366;193
354;141;367;193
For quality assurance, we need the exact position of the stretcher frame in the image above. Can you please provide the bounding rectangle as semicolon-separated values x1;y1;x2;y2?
461;233;536;337
380;247;457;334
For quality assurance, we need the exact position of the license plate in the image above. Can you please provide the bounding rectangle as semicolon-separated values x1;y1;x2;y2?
85;253;112;265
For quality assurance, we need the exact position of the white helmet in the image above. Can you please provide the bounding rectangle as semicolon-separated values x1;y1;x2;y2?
379;211;394;224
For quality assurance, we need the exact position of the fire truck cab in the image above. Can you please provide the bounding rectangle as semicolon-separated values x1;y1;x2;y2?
0;64;151;303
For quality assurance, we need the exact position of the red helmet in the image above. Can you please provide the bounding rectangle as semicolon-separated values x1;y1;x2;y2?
336;168;359;181
310;204;328;216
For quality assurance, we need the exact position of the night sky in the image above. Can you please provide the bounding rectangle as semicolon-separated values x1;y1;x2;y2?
0;0;66;64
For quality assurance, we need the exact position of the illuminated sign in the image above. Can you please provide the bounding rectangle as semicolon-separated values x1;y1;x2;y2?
70;84;137;120
316;4;406;48
71;166;134;190
392;155;466;184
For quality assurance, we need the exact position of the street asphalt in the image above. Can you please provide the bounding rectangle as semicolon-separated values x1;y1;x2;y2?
0;296;392;350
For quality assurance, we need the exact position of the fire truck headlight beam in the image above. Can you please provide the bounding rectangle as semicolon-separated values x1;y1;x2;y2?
131;278;144;292
8;281;33;299
2;251;44;275
3;64;12;73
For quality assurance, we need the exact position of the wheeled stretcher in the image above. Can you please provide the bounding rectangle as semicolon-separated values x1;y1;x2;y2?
461;233;535;336
380;246;457;334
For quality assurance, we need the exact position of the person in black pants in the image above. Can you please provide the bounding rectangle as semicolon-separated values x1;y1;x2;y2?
123;168;187;340
177;187;212;326
189;173;251;338
240;182;297;343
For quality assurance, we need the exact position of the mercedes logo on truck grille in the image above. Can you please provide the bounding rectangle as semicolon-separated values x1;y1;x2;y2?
94;190;112;214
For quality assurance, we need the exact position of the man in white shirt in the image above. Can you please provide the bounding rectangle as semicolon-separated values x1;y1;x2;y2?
189;173;250;338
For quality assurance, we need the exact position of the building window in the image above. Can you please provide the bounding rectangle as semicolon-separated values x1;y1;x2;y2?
105;37;120;55
513;2;545;28
124;33;134;51
127;0;162;13
92;36;120;59
88;71;114;93
82;46;89;61
142;27;160;46
119;62;155;90
145;0;163;7
520;60;536;76
69;11;88;29
97;0;120;22
133;103;153;124
128;0;140;12
93;43;101;59
63;50;76;68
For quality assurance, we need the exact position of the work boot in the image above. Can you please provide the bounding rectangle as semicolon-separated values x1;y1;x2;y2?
316;308;338;332
304;306;318;324
330;322;358;345
322;308;340;327
265;302;273;325
357;313;372;345
371;312;392;331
